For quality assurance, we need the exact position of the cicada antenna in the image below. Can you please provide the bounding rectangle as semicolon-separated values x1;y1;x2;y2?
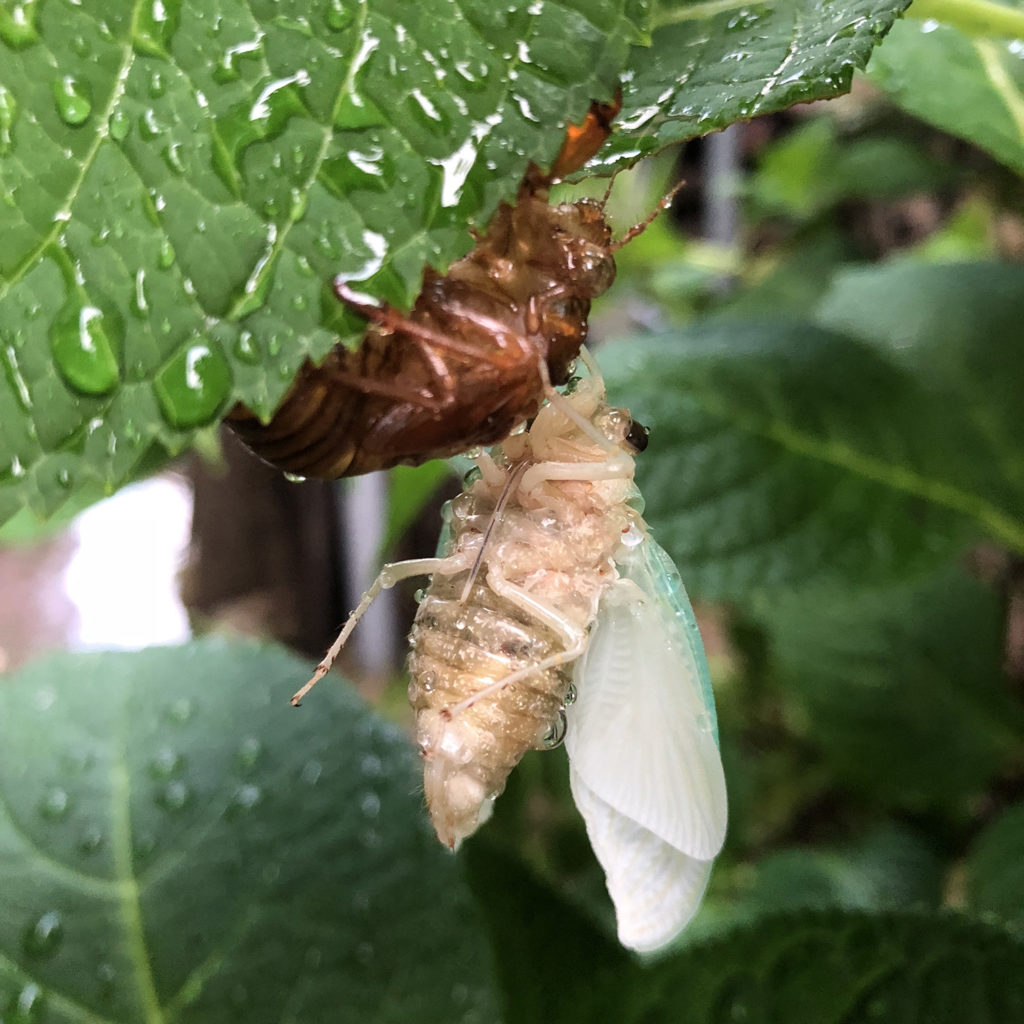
610;178;686;253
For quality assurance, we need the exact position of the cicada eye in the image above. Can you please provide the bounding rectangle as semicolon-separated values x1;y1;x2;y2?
624;419;650;453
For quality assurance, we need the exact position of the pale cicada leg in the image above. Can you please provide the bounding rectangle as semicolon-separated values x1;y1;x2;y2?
291;550;474;706
447;562;591;720
485;564;587;649
520;450;633;495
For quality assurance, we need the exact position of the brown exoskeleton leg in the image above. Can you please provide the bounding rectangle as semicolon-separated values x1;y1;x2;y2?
332;280;535;412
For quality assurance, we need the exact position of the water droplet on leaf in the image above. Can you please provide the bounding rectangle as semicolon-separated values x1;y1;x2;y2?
22;911;63;959
153;341;232;428
38;788;70;820
156;778;191;811
134;0;182;57
50;298;122;395
0;2;41;50
149;746;182;777
53;76;92;127
0;85;17;155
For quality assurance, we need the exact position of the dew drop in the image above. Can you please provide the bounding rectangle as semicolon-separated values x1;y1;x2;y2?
0;84;17;155
12;982;44;1022
156;778;191;812
153;341;232;428
325;0;354;31
50;298;122;395
232;331;259;364
95;962;117;1000
236;736;261;769
53;76;92;127
134;0;182;57
108;108;131;141
229;784;263;814
130;269;150;318
212;37;263;84
161;141;187;175
157;237;175;268
148;746;182;778
360;752;383;778
1;343;32;411
22;911;63;960
359;791;381;818
564;682;577;706
541;708;567;749
38;787;70;820
138;107;164;141
0;2;41;50
77;824;104;854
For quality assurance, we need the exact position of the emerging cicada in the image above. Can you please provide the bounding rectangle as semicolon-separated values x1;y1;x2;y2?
227;97;622;478
293;350;728;954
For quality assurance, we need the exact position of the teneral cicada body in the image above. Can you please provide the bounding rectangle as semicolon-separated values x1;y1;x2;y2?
227;96;622;479
292;351;728;954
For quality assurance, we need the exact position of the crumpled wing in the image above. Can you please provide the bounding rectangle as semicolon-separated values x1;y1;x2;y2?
566;536;727;953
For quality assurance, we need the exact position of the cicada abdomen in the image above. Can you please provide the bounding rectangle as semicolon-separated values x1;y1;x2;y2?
227;97;621;478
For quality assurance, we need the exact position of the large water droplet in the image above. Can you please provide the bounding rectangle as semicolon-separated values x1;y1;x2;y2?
108;108;131;141
228;784;263;814
232;331;259;365
11;982;44;1023
134;0;182;57
0;84;17;155
211;70;311;191
325;0;354;31
153;341;232;428
22;911;64;960
155;778;191;812
50;298;122;395
541;708;567;749
0;2;41;50
212;37;263;84
38;787;70;820
53;76;92;127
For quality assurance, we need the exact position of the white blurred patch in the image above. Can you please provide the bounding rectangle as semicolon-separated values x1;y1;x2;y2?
63;475;192;649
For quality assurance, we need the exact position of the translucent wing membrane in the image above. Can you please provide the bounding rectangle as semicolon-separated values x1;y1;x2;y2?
565;534;727;952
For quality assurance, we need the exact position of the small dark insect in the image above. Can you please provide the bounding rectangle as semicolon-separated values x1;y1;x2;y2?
226;95;624;478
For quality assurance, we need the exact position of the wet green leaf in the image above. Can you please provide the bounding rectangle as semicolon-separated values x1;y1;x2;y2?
0;641;498;1023
0;0;909;527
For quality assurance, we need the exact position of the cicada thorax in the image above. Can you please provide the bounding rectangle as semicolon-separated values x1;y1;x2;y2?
227;96;622;479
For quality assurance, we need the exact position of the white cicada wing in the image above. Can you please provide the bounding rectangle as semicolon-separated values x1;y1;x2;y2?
565;534;727;953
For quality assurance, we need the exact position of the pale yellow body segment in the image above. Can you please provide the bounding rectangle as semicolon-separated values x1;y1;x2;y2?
407;377;641;847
